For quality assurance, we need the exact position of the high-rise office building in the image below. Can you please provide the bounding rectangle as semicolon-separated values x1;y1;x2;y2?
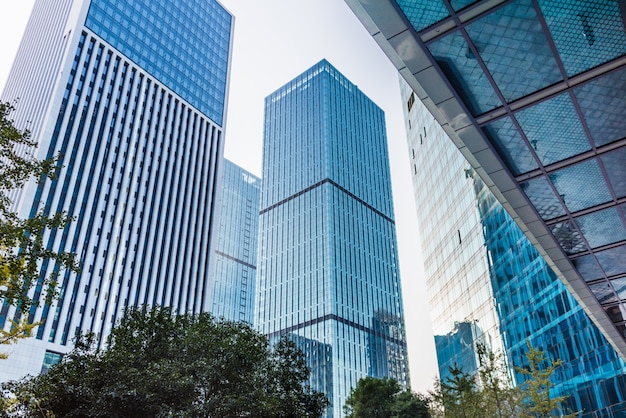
346;0;626;360
1;0;233;381
400;77;626;415
210;159;260;324
256;60;409;417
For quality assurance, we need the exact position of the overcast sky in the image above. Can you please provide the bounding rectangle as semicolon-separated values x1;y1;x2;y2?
0;0;439;392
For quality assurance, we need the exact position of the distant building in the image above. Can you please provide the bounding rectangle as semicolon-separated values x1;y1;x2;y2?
210;159;260;324
1;0;232;381
401;77;626;416
256;59;409;417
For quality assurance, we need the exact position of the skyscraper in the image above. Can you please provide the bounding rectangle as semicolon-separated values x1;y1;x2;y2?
401;77;626;415
1;0;233;381
256;60;409;417
346;0;626;359
210;159;260;324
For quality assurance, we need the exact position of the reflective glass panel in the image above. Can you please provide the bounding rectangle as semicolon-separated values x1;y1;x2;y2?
601;147;626;199
538;0;626;77
574;67;626;147
465;0;562;103
521;175;565;220
428;31;501;115
451;0;480;11
572;253;604;282
576;207;626;249
395;0;449;32
483;116;538;175
550;221;584;255
612;277;626;302
515;93;591;165
596;244;626;278
604;305;625;323
590;281;617;304
550;158;612;213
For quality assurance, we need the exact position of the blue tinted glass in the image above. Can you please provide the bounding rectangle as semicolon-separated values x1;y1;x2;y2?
572;253;604;282
590;281;617;305
550;159;612;213
515;93;591;165
601;147;626;199
521;175;565;220
395;0;449;32
612;277;626;302
550;221;584;255
483;116;537;175
596;243;626;278
428;30;502;115
575;67;626;147
465;0;562;102
450;0;479;11
85;0;231;125
538;0;626;77
576;207;626;249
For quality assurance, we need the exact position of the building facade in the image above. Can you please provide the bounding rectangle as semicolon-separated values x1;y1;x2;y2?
401;78;626;416
210;159;260;324
1;0;233;380
256;60;409;417
346;0;626;360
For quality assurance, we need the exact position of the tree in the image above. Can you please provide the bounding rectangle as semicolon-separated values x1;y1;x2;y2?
2;306;329;417
0;102;78;356
344;377;429;418
476;343;521;418
515;342;576;418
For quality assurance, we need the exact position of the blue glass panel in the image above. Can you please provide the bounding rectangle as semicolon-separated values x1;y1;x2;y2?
604;305;625;323
612;277;626;302
465;0;562;102
395;0;449;32
538;0;626;77
515;93;591;165
590;281;617;305
601;147;626;199
483;116;537;175
576;207;626;249
572;253;604;282
574;67;626;147
428;31;501;115
85;0;232;125
521;175;565;220
596;244;626;278
551;221;584;255
550;159;612;213
450;0;479;11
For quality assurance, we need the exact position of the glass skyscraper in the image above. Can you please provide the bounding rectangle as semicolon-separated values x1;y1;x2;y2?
1;0;232;381
401;77;626;416
210;159;260;324
256;60;409;418
346;0;626;363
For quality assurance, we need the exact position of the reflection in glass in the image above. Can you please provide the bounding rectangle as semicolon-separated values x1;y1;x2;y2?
550;158;612;214
537;0;626;77
428;30;501;115
575;207;626;249
465;0;561;102
515;93;591;166
521;176;565;220
483;116;537;175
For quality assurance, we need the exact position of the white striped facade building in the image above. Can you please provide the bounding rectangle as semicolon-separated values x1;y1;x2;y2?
1;0;233;380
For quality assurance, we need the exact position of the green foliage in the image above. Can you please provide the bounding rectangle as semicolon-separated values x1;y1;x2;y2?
0;102;78;355
344;377;429;418
515;342;576;418
2;306;329;417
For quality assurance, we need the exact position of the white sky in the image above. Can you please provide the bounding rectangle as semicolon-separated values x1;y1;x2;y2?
0;0;439;392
